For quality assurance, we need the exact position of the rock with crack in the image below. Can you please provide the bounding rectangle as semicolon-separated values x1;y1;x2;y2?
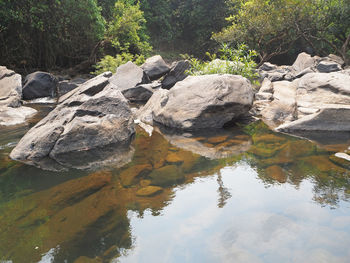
10;72;135;170
138;74;253;130
141;55;170;80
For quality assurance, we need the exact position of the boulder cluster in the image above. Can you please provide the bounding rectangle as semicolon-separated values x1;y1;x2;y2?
253;52;350;132
3;52;350;170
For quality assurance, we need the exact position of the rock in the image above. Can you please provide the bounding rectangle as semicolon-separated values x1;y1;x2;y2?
121;81;161;102
151;74;253;130
255;92;273;101
135;88;169;125
261;80;298;124
10;72;135;170
141;55;170;80
120;164;152;187
22;71;58;100
276;105;350;132
149;165;184;187
259;78;273;93
291;52;317;73
296;72;350;108
316;60;342;73
0;66;22;107
109;61;150;100
57;78;86;97
136;186;163;197
330;153;350;169
161;60;190;89
0;106;37;126
325;54;344;66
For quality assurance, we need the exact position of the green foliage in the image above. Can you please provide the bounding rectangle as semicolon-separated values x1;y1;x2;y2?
93;53;145;74
185;44;259;82
214;0;350;65
106;0;152;55
0;0;105;69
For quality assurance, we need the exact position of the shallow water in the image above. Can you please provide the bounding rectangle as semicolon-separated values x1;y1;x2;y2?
0;106;350;263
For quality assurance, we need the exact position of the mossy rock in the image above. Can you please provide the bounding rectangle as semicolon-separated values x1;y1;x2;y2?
252;133;286;144
265;165;287;183
136;186;163;197
74;256;102;263
249;145;280;158
149;165;184;187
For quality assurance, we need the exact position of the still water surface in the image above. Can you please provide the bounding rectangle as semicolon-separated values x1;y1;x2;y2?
0;105;350;263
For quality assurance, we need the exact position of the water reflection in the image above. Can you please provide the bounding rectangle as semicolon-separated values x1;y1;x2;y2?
0;115;349;262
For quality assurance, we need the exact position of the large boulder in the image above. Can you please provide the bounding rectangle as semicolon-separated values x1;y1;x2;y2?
0;66;22;107
10;72;135;170
109;61;150;101
143;74;253;130
22;71;58;100
141;55;170;80
161;60;190;89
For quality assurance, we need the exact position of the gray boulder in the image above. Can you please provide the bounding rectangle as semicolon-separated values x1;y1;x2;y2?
110;61;150;101
22;71;58;100
161;60;190;89
316;60;342;73
57;78;86;97
122;81;161;102
141;55;170;80
10;72;135;170
291;52;317;73
0;66;22;107
147;74;254;130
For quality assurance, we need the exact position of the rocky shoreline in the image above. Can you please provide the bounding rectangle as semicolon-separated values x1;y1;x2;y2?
1;53;349;170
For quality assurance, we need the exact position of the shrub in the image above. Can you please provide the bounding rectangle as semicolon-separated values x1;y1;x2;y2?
92;53;145;75
185;44;259;82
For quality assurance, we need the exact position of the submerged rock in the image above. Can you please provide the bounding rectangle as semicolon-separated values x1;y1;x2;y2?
10;72;135;170
136;186;163;197
22;71;58;100
151;74;254;130
141;55;170;80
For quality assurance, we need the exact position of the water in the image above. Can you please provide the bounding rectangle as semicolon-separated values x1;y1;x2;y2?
0;106;350;263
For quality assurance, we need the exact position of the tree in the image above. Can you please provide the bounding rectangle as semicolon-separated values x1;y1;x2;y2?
0;0;105;70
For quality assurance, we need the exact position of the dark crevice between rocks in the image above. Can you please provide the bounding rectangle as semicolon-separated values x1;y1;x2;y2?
74;109;104;118
81;81;108;96
0;71;15;80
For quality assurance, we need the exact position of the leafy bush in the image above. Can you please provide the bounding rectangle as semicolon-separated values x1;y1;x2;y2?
93;53;145;75
185;44;259;82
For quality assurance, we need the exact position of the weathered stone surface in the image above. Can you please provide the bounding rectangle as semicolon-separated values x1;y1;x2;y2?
22;71;58;100
0;66;22;107
141;55;170;80
0;106;37;126
276;105;350;132
291;52;317;73
261;80;298;124
258;78;273;93
149;74;253;130
121;81;161;102
109;61;150;100
161;60;190;89
135;88;169;125
296;72;350;108
149;165;184;187
10;72;135;170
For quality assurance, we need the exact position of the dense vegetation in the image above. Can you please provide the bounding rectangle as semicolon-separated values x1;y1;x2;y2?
0;0;349;72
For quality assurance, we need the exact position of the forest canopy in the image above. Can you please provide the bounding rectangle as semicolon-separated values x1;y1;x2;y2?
0;0;349;71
